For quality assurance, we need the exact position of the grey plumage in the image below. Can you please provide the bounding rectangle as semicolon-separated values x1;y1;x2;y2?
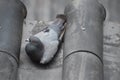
25;14;66;64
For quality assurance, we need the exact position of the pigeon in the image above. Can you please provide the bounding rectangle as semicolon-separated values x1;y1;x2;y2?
25;14;67;64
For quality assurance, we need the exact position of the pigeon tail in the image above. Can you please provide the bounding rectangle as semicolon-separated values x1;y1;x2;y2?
49;14;67;35
56;14;67;24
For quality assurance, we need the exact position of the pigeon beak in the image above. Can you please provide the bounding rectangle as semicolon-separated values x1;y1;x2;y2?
25;39;30;42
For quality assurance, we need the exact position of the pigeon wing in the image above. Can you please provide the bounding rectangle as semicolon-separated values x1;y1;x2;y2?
40;40;59;64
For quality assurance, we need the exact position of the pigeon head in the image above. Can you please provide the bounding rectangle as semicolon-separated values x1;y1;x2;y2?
25;36;44;63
